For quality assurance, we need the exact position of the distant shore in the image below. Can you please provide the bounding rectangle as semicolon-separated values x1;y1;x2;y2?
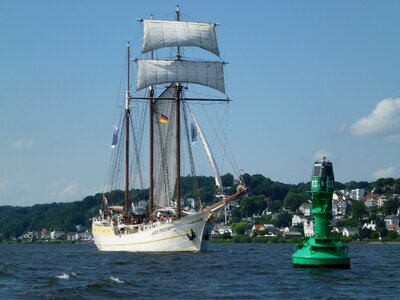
0;240;92;245
1;237;399;245
211;236;400;244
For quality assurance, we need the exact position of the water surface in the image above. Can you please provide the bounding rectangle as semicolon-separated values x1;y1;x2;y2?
0;243;398;299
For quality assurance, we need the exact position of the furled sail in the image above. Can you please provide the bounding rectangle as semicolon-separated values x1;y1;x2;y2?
136;59;225;94
152;84;178;209
190;111;223;192
142;20;220;56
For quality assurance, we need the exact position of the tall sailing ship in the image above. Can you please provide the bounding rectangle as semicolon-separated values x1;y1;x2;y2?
92;7;247;252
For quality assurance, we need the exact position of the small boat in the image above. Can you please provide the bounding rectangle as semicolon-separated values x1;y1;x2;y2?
92;6;247;252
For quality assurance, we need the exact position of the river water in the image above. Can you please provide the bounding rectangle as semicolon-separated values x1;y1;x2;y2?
0;242;398;299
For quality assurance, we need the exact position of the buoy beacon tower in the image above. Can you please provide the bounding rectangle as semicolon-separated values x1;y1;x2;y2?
292;157;350;268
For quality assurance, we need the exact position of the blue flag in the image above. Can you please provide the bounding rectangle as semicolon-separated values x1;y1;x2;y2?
111;126;119;148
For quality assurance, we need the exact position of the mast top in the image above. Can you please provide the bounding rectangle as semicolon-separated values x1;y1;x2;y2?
176;5;181;60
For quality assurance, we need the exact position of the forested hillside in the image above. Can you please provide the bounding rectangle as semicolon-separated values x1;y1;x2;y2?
1;173;399;240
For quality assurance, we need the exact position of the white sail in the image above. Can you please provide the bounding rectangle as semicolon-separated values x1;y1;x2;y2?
190;111;223;192
142;20;220;56
153;84;177;209
136;59;225;94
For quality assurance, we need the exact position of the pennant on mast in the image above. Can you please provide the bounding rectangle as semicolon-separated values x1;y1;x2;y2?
111;126;119;149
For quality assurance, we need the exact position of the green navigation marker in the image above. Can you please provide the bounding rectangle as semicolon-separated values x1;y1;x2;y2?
292;157;350;268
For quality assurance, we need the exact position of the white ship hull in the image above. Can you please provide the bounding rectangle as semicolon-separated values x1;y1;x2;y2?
92;210;216;252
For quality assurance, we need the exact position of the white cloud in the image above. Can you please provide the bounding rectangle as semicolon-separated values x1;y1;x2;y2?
59;184;78;199
11;138;33;149
372;166;395;179
350;98;400;138
314;150;334;161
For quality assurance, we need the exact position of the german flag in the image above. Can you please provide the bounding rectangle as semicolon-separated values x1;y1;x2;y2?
160;114;169;124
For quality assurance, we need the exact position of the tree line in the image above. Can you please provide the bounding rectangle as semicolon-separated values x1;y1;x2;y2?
0;173;399;240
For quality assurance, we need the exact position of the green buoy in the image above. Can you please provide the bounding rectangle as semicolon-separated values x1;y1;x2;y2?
292;157;350;268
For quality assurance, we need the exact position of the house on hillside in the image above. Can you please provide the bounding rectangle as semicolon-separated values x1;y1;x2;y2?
364;194;380;208
332;199;347;217
251;224;266;237
292;215;306;227
211;223;233;237
303;221;314;237
50;231;65;240
377;195;387;208
342;227;358;237
299;203;312;216
331;227;340;234
384;215;399;230
252;224;266;232
350;188;365;201
333;191;344;201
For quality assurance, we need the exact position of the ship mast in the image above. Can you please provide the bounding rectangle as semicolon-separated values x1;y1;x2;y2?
149;16;155;220
124;41;131;214
175;5;181;219
135;7;231;218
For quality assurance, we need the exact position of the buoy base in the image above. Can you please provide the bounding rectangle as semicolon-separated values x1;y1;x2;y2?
292;237;350;269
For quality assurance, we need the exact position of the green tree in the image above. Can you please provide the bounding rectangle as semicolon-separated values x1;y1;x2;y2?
377;227;388;238
268;200;282;213
335;181;346;190
283;192;308;211
239;195;267;217
274;212;293;228
221;173;234;187
381;198;400;216
374;177;395;194
241;173;252;187
344;181;370;190
352;201;367;221
394;179;400;193
359;228;371;240
387;230;398;241
231;221;248;235
375;217;386;228
63;211;85;232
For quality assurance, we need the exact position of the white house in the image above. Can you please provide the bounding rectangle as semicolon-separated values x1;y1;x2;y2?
342;227;358;237
332;199;347;216
299;203;312;216
364;194;380;208
377;195;387;208
292;215;306;227
303;221;314;237
50;231;65;240
350;188;365;201
384;215;399;229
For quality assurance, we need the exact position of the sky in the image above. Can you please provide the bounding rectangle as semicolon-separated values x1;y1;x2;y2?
1;0;400;206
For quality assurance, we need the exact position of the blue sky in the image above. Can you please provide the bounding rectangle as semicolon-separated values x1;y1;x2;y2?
1;0;400;206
